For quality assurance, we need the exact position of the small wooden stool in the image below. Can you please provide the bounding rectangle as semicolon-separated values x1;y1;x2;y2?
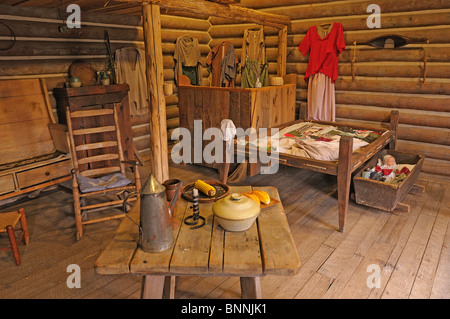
0;208;30;266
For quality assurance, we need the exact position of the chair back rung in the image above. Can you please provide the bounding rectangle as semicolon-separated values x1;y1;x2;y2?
72;126;116;136
80;166;121;178
70;109;114;118
77;153;119;165
75;141;118;152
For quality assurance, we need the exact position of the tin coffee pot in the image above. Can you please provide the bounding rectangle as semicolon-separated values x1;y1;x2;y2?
123;174;181;253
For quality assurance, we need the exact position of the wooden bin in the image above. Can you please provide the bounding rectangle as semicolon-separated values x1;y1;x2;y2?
353;150;424;213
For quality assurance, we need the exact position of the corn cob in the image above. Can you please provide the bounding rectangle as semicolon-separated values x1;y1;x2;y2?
194;180;216;196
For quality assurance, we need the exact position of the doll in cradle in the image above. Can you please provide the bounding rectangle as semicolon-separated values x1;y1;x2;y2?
369;154;397;181
380;155;397;182
383;155;396;169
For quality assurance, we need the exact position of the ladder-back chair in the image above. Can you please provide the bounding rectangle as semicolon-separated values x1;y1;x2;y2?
66;104;141;240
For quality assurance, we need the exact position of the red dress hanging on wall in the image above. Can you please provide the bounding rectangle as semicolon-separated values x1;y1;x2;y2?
298;22;345;121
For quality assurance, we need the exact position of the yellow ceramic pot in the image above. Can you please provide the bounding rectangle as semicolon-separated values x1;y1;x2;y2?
212;193;260;232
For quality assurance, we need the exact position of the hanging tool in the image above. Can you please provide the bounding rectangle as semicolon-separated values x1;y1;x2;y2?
104;30;116;84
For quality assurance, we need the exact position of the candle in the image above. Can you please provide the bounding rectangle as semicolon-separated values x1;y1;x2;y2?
183;187;205;228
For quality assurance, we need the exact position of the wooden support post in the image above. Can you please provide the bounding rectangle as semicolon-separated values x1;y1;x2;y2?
142;3;169;183
337;136;353;233
277;26;288;78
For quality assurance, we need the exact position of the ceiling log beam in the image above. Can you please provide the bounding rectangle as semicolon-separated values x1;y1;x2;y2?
115;0;290;29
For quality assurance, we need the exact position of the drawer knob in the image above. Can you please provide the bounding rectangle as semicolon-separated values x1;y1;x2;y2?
45;172;50;176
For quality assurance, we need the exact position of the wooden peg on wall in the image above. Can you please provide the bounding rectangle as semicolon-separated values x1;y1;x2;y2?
351;41;357;82
422;39;429;84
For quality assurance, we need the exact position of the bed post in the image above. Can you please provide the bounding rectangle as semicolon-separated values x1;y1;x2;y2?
219;141;231;184
337;136;353;232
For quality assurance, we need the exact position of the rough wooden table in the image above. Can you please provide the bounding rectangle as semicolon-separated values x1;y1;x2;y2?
95;185;300;299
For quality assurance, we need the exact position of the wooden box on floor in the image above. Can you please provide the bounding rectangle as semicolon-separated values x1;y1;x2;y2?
353;149;425;213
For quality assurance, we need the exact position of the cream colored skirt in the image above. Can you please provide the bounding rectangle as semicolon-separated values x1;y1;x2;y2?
307;73;335;122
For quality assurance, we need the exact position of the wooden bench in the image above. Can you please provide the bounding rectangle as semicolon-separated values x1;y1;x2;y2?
0;79;71;201
95;185;300;299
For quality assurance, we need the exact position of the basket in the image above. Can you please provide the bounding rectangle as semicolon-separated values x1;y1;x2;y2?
269;76;284;86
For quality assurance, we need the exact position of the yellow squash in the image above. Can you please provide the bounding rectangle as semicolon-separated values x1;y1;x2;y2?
251;190;271;205
242;192;260;205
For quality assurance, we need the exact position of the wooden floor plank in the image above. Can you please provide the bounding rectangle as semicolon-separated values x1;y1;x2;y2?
381;182;444;299
410;184;450;299
294;272;334;299
272;244;334;299
318;205;385;279
430;192;450;299
0;162;448;299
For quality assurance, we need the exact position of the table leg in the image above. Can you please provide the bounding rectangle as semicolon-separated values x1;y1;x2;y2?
337;136;353;233
163;276;176;299
140;275;165;299
240;277;261;299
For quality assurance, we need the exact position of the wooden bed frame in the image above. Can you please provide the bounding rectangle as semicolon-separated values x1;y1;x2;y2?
218;111;399;232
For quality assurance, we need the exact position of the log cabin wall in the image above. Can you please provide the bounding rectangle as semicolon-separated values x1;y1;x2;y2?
0;1;448;177
209;0;450;177
0;3;211;161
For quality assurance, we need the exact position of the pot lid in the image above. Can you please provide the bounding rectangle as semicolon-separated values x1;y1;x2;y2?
212;193;260;220
141;174;166;195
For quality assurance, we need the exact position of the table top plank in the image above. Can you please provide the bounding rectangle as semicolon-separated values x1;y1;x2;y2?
254;186;301;276
95;185;300;278
209;210;225;274
130;200;188;274
94;198;140;275
169;200;215;274
222;186;263;276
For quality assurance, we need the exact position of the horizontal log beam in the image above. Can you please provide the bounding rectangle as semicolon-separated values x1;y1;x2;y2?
293;76;450;95
260;0;450;20
335;91;450;113
336;104;450;129
286;62;450;79
397;139;450;162
115;0;290;28
421;158;450;176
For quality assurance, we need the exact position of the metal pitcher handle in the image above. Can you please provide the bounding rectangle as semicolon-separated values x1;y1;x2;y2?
122;191;140;229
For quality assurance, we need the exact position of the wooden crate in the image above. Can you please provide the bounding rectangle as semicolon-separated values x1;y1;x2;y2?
353;149;424;212
177;81;296;174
